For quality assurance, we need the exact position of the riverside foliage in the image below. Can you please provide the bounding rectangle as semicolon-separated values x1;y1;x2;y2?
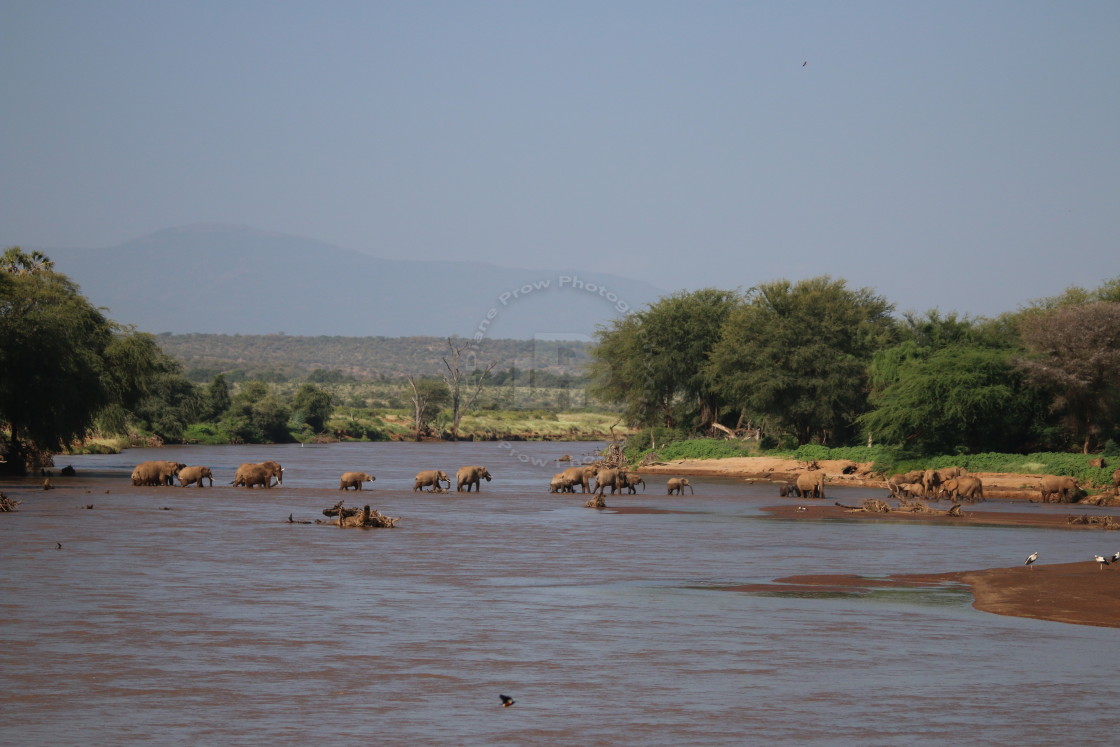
592;276;1120;455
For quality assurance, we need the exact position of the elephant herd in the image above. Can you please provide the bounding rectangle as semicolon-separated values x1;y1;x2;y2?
886;468;984;503
128;460;493;493
547;465;694;496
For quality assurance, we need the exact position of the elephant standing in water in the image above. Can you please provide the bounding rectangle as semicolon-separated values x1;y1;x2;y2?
456;465;492;492
1039;475;1079;503
414;470;451;492
131;460;184;487
178;465;214;487
560;466;597;493
339;472;376;490
795;472;825;499
624;473;645;494
593;468;630;496
939;476;984;502
231;461;284;488
667;477;694;495
549;473;575;493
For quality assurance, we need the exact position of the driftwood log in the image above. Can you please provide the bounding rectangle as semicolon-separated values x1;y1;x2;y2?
1067;514;1118;529
323;501;399;528
0;492;21;512
834;498;963;517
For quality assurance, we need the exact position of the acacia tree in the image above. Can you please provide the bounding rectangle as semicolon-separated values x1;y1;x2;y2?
707;276;897;445
0;249;166;472
589;288;741;430
860;343;1043;454
1016;302;1120;453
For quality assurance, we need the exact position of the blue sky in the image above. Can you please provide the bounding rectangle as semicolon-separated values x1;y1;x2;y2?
2;1;1118;318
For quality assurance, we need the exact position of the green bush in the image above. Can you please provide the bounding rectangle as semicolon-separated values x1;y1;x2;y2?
183;423;232;445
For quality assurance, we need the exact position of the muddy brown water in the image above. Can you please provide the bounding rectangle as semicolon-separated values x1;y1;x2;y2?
3;441;1118;745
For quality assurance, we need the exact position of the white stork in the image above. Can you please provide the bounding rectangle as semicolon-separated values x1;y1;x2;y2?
1024;551;1039;569
1112;550;1120;564
1094;554;1109;570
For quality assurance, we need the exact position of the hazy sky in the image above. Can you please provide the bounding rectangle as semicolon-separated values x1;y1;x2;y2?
3;1;1118;318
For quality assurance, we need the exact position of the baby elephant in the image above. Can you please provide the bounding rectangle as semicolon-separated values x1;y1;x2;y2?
178;465;214;488
340;472;376;490
414;470;451;492
667;477;694;495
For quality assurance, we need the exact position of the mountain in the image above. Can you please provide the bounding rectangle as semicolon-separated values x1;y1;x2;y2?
39;225;665;339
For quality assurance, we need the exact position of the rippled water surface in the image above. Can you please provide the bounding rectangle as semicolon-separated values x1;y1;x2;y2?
2;442;1117;745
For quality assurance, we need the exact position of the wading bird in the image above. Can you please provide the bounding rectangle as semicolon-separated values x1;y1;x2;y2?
1094;554;1109;570
1025;551;1039;569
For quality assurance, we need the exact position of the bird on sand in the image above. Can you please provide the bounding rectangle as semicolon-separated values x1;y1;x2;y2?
1024;551;1039;569
1112;551;1120;564
500;694;515;707
1094;554;1109;570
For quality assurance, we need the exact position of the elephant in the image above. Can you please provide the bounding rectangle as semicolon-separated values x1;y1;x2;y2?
778;482;801;497
414;470;450;492
131;460;184;487
178;465;214;488
456;465;492;492
939;466;967;480
939;476;983;502
887;471;924;497
560;466;597;493
549;473;575;493
593;468;631;496
1113;468;1120;496
1039;475;1080;503
1088;457;1107;469
231;461;283;489
920;470;942;499
667;477;694;495
339;472;375;490
796;472;825;499
624;473;645;494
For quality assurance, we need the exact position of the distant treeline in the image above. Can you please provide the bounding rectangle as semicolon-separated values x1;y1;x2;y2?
157;333;592;384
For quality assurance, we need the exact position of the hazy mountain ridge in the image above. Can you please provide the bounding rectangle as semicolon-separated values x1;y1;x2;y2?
38;225;665;338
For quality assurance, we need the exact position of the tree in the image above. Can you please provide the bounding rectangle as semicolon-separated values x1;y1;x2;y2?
118;350;205;443
441;338;496;439
589;288;741;430
205;374;232;420
860;343;1043;454
707;276;897;445
1016;302;1120;453
405;376;450;440
222;380;292;443
291;382;335;433
0;249;167;472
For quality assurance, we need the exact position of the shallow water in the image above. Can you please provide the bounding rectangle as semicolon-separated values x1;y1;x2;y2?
2;441;1117;745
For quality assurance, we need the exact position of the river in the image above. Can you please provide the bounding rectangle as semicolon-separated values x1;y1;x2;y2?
1;441;1116;745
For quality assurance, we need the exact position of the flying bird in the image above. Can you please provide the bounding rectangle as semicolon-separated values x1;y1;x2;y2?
1094;554;1109;570
56;542;62;550
500;694;515;707
802;61;807;66
1024;551;1039;569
